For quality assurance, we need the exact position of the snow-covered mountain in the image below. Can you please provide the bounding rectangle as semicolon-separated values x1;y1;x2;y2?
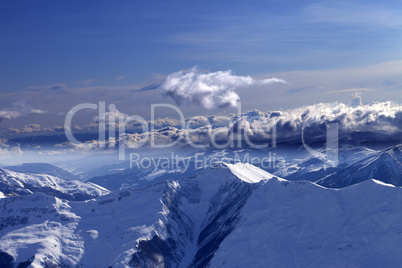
3;163;78;181
1;163;402;267
0;168;110;201
317;144;402;188
209;178;402;267
86;148;279;191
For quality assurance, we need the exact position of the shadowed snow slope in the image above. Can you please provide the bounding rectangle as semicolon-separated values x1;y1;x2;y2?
210;178;402;267
1;163;402;267
317;144;402;188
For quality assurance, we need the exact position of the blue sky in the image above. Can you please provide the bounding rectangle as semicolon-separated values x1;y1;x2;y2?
1;0;401;92
0;0;401;132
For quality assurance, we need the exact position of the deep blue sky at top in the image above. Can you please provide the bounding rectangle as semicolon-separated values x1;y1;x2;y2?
1;0;401;92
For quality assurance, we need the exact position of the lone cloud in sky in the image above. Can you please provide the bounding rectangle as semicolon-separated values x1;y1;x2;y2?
159;67;286;109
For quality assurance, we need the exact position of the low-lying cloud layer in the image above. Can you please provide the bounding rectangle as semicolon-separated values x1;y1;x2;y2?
159;67;286;109
133;101;401;147
61;101;402;152
2;101;401;155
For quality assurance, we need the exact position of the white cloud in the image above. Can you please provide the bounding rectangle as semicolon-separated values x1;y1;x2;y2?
5;101;400;154
159;67;286;109
26;83;67;92
8;124;41;134
0;110;21;121
0;100;47;122
0;138;22;155
74;101;402;150
159;101;402;146
93;104;129;123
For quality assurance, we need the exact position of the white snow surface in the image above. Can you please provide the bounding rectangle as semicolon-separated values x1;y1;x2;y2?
225;162;279;183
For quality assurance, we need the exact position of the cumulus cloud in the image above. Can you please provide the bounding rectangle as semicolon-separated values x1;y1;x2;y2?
0;100;47;122
159;67;286;109
245;101;402;144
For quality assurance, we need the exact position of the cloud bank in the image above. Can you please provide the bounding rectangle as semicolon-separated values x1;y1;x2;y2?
2;101;400;155
58;101;401;152
159;67;286;109
161;101;401;146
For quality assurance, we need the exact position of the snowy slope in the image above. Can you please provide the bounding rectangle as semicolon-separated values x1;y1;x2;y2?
317;144;402;188
274;146;378;181
1;163;402;267
210;178;402;267
0;168;110;201
0;193;84;267
0;182;166;267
